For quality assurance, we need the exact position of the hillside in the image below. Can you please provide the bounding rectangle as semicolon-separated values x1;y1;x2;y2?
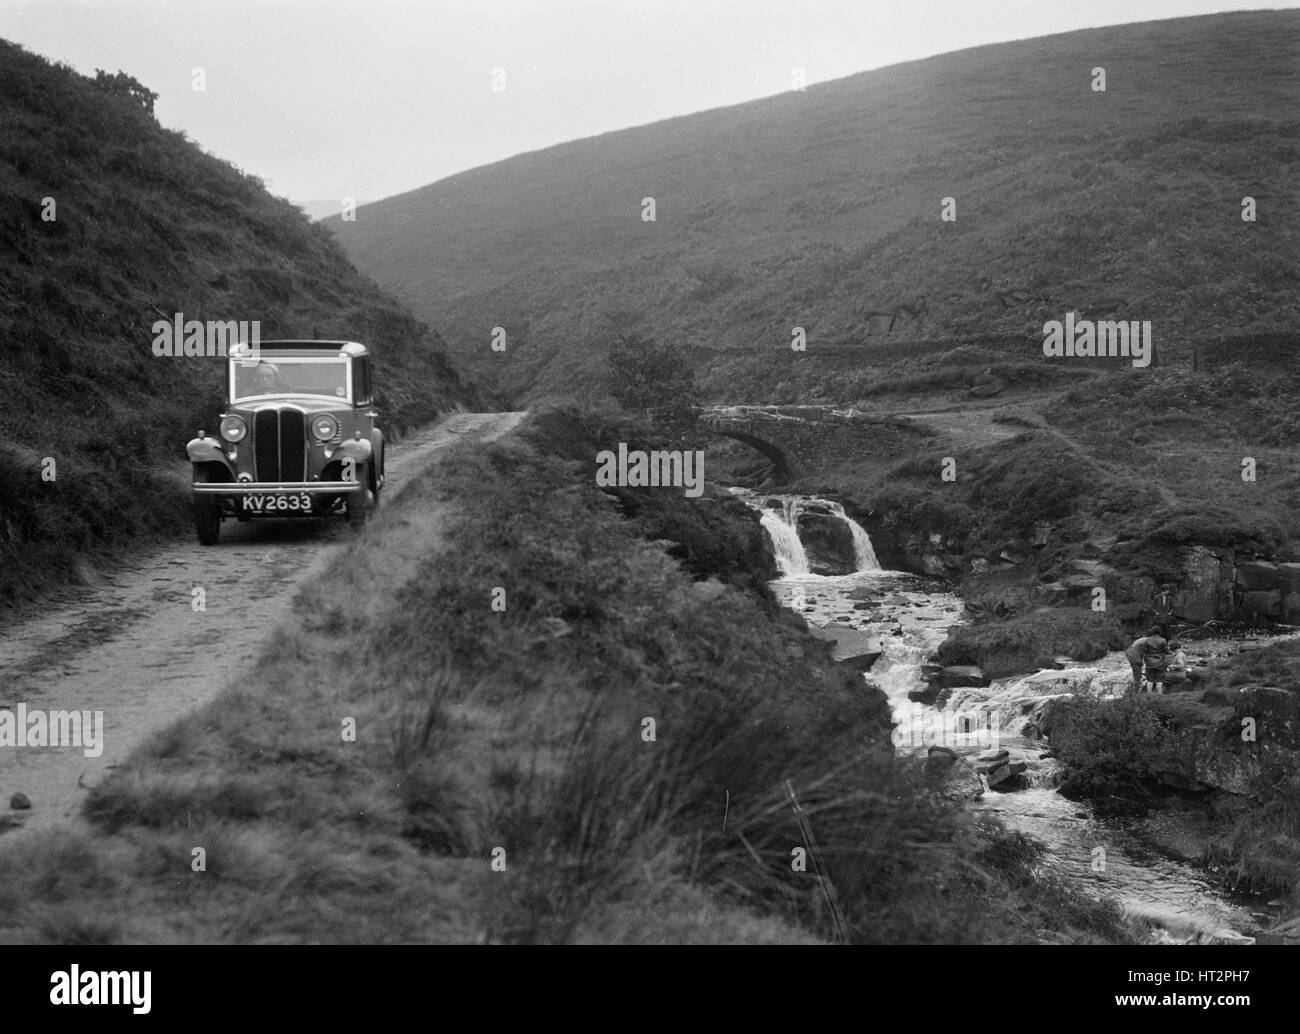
328;10;1299;405
0;408;1142;946
0;39;478;610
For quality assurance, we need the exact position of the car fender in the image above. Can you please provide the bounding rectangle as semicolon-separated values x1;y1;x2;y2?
334;437;373;467
187;436;234;474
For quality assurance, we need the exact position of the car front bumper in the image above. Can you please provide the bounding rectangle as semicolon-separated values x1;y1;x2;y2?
191;481;364;494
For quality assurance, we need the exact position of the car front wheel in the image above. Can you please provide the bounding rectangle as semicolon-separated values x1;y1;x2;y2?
347;464;372;530
193;468;221;545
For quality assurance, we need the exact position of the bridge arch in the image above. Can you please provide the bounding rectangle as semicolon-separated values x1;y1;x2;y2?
706;427;800;483
698;409;809;482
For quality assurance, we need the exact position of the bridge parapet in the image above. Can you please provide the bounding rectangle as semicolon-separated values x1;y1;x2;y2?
697;405;887;482
699;404;871;425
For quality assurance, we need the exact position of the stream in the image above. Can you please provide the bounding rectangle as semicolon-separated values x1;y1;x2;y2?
735;489;1272;944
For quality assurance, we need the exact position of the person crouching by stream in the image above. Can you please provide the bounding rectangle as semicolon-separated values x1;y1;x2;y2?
1161;640;1188;692
1126;630;1169;696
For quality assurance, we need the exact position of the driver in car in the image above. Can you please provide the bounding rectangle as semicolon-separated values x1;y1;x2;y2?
252;362;289;393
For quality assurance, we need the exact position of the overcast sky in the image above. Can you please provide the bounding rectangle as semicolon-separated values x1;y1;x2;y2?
0;0;1290;212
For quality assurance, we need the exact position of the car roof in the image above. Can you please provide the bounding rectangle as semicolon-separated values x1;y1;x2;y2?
229;340;369;359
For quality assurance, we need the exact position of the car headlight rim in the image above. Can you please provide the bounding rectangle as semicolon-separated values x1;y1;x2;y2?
219;415;247;443
311;415;339;442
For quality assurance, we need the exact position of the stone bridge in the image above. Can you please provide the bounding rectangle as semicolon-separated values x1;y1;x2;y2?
697;405;905;481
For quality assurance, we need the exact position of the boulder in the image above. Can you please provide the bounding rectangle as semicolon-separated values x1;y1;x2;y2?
1239;590;1281;618
921;554;947;577
1032;581;1069;604
1069;558;1115;579
1235;560;1280;592
987;769;1030;791
970;750;1030;790
1034;697;1072;740
939;665;988;689
797;513;858;576
972;748;1011;772
1180;545;1231;622
908;684;941;705
692;578;727;603
1060;573;1098;596
982;763;1012;787
968;376;1005;399
9;792;30;810
1277;563;1300;595
806;627;882;671
927;753;985;801
924;745;959;776
1192;750;1262;796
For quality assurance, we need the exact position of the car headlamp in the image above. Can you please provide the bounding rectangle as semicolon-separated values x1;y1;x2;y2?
311;415;339;441
219;415;247;443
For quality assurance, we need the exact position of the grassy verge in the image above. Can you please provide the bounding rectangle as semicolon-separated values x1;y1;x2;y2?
936;609;1127;680
0;414;1142;943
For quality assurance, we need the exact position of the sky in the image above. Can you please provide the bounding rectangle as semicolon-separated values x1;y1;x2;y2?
0;0;1289;212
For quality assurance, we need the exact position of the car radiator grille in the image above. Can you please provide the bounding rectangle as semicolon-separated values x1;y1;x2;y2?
253;409;307;482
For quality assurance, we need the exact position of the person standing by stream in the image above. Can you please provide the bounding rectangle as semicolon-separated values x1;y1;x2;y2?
1151;583;1177;640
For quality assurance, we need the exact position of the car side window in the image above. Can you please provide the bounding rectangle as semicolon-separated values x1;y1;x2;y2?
355;359;371;405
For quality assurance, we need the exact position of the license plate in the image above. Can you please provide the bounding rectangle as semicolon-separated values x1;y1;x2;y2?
241;492;312;513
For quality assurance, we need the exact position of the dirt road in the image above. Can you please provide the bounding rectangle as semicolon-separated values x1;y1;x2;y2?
0;411;525;841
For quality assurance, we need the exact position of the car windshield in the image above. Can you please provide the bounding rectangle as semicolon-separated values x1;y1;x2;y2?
232;359;349;401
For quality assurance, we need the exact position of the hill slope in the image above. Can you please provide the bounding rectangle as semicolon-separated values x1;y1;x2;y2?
328;10;1299;404
0;39;478;610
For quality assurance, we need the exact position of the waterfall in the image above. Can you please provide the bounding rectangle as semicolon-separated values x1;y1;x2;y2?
832;502;881;571
734;489;1263;943
760;509;810;577
739;493;880;576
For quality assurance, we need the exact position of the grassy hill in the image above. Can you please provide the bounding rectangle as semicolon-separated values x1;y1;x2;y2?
327;10;1299;405
0;39;478;611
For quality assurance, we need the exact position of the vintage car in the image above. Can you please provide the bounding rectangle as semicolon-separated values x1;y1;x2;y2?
186;340;385;544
